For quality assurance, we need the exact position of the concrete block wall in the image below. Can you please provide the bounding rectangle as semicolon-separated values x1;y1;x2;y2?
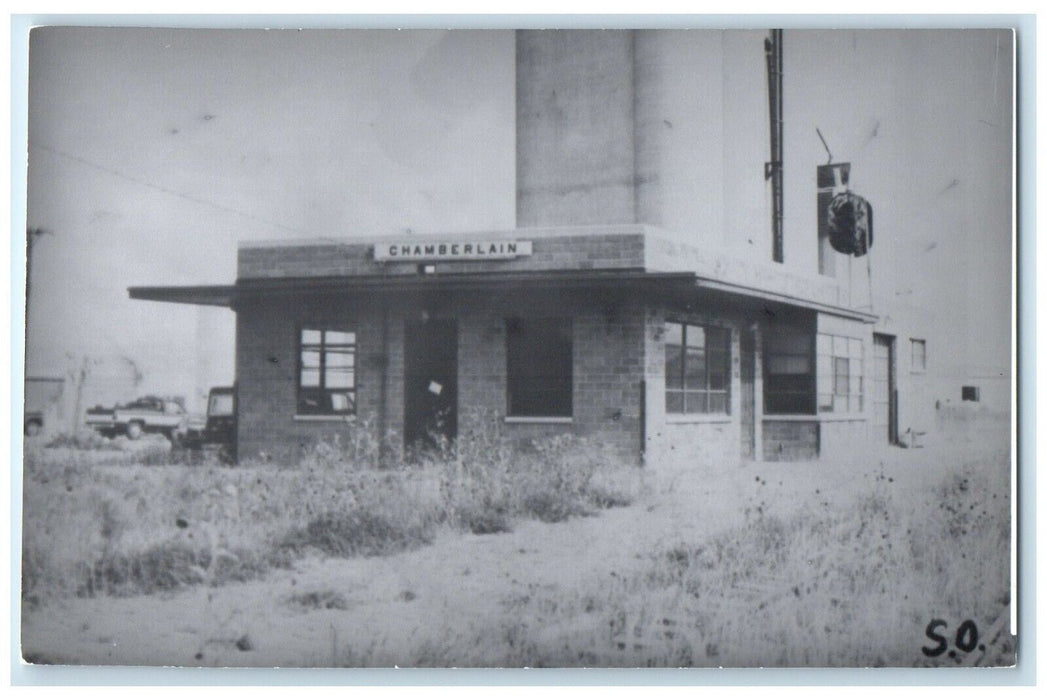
818;418;870;461
642;303;746;474
235;289;646;464
235;294;399;464
762;419;819;461
234;289;881;466
238;231;647;280
454;292;646;462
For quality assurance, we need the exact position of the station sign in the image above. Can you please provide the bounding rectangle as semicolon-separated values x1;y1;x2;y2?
374;240;533;262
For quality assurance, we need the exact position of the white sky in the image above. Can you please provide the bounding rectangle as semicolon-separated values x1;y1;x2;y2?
22;27;1013;406
25;28;516;401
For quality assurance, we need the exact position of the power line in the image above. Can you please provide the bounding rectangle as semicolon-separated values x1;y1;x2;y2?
30;141;308;236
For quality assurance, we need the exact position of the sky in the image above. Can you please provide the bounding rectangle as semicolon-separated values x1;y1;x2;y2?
25;28;516;406
22;27;1013;410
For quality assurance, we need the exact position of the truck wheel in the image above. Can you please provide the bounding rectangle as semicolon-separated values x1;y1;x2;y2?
126;422;143;440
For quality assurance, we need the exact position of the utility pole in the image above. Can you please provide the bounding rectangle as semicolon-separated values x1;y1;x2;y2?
764;29;784;264
25;226;50;314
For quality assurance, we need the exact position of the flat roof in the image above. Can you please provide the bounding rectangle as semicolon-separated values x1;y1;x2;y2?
129;284;237;307
129;270;693;307
129;267;878;322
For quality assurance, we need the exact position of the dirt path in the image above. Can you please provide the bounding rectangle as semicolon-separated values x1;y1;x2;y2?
21;439;1000;667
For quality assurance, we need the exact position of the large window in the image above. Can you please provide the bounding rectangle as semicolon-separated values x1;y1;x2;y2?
297;325;356;415
764;324;815;414
817;334;864;413
506;318;572;417
665;322;730;414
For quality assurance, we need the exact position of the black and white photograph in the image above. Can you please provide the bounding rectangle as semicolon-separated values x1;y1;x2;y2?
18;23;1017;669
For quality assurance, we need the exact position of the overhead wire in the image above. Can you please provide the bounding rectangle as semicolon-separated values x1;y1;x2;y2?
29;141;308;236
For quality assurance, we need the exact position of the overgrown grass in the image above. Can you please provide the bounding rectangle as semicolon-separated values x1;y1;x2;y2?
45;431;123;451
22;415;643;606
435;414;644;533
287;589;350;611
388;455;1012;668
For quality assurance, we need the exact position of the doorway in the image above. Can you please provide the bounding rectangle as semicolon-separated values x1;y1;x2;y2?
404;319;458;450
872;333;898;445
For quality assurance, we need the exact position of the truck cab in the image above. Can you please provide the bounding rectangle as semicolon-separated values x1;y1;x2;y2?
204;387;236;451
183;386;237;461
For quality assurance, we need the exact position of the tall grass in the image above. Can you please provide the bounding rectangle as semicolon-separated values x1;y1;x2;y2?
382;456;1011;668
22;415;643;606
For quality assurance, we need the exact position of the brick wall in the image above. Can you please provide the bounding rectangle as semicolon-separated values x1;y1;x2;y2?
235;289;646;464
454;292;645;462
238;232;646;280
235;295;400;464
761;419;819;461
234;278;868;467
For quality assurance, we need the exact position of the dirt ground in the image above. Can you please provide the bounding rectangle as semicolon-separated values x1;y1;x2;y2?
21;421;1011;670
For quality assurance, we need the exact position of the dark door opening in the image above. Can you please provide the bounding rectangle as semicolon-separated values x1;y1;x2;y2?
740;328;756;459
872;333;898;445
404;319;458;450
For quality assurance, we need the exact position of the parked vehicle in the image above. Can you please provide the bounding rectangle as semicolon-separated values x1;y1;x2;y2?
85;395;189;442
24;410;44;437
24;376;64;437
183;387;236;460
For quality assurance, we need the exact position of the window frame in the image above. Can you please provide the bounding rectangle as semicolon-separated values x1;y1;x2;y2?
910;338;927;373
817;333;864;414
505;317;573;419
296;323;357;417
764;323;816;415
664;321;732;415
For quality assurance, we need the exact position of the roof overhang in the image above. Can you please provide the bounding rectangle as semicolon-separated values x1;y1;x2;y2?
129;284;238;307
694;278;878;323
128;270;697;307
129;269;877;322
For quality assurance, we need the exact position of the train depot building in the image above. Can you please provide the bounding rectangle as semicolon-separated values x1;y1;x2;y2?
131;225;929;468
129;30;945;469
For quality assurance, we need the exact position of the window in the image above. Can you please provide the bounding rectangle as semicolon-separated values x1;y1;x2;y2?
665;322;731;414
764;324;815;414
506;318;572;417
208;392;234;417
817;334;864;413
911;339;927;372
297;325;356;415
962;385;980;402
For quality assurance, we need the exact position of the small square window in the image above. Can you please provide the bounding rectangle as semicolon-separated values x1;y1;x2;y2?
911;339;927;372
962;386;980;402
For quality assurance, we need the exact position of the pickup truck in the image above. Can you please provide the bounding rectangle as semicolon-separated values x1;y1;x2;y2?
85;395;189;442
182;387;236;460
